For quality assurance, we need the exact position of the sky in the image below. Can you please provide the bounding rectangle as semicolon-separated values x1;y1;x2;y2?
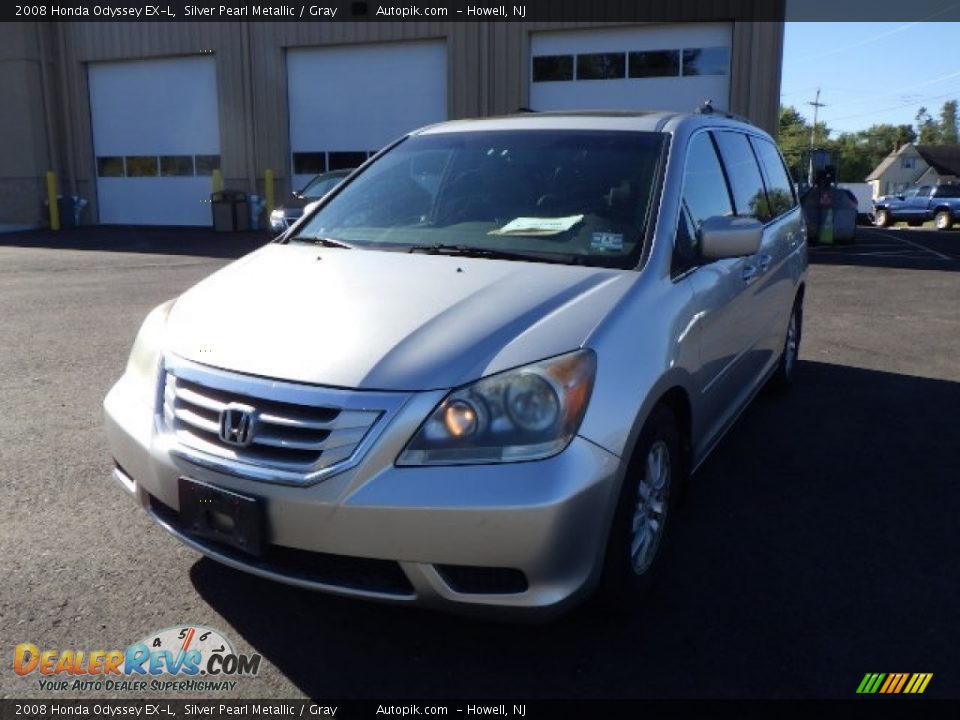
780;22;960;136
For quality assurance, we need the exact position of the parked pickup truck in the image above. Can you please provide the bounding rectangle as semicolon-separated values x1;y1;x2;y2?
873;184;960;230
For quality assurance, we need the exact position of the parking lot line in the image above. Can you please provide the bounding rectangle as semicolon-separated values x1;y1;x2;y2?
861;230;952;261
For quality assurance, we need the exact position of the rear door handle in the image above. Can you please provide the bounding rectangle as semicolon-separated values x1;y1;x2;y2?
758;254;773;272
742;264;759;283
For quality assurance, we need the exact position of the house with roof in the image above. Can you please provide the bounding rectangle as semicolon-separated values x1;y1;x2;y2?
867;144;960;197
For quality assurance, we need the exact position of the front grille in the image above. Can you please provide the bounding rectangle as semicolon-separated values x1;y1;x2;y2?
149;495;414;596
162;370;381;475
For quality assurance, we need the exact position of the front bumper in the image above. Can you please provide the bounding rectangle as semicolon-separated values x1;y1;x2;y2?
103;370;623;618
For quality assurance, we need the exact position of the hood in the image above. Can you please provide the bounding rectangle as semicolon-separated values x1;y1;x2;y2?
166;244;636;391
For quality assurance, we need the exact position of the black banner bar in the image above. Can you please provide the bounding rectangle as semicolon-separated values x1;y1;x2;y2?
2;699;959;720
3;0;960;23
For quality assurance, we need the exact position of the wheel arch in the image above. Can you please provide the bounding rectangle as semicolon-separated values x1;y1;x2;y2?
656;386;692;478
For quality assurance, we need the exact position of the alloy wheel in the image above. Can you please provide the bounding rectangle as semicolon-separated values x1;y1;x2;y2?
630;440;671;575
784;310;798;378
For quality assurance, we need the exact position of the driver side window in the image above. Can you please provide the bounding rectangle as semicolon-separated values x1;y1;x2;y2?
674;132;733;273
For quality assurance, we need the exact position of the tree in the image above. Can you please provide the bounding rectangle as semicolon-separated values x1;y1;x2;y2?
778;106;812;179
939;100;958;144
777;105;830;180
829;124;915;183
915;106;940;144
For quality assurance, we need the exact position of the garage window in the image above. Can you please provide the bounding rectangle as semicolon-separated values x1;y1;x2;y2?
293;152;327;175
194;155;221;176
160;156;195;177
532;55;574;82
682;47;730;76
125;156;158;177
329;151;368;171
576;53;626;80
97;156;125;177
295;151;374;175
628;50;680;78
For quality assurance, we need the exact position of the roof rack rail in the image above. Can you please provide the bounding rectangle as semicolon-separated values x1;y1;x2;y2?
694;99;752;124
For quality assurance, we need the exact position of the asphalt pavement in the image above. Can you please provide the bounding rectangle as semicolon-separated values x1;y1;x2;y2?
1;225;958;700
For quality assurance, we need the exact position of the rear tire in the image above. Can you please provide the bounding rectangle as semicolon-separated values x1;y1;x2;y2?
596;405;682;609
874;209;890;227
934;210;953;231
768;297;802;391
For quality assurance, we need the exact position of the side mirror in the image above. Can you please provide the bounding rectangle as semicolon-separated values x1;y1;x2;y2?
699;216;763;260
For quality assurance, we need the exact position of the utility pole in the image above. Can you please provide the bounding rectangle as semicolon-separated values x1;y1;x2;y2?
807;88;827;184
807;87;827;149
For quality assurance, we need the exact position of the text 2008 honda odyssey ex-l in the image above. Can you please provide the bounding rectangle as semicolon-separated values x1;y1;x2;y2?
104;111;807;618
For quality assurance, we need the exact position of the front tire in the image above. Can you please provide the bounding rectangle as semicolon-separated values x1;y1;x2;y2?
934;210;953;231
597;405;682;608
874;208;890;227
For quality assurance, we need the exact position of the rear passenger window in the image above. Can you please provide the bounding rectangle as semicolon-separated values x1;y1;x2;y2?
712;131;771;222
675;132;733;269
751;136;797;219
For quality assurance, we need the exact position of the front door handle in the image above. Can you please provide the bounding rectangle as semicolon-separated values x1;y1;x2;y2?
742;264;758;283
758;254;773;272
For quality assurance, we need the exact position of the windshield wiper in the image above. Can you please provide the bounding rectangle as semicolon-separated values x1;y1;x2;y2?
407;244;572;264
288;235;353;249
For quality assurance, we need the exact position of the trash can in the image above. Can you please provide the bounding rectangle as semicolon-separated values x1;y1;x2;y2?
800;186;856;244
57;196;77;228
211;190;250;232
248;194;265;231
45;195;87;228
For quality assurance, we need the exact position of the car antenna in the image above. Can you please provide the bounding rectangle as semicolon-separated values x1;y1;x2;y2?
696;100;714;115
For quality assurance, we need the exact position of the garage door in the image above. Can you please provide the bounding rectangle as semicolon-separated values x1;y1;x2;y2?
89;56;220;226
530;24;731;114
287;42;447;191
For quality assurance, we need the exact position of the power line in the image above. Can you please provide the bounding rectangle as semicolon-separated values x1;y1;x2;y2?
827;86;960;123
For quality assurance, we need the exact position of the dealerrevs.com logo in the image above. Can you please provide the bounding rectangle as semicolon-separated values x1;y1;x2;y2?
14;625;262;693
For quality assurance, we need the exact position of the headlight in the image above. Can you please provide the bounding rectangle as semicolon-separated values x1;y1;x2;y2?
126;300;174;402
397;349;596;466
269;209;286;229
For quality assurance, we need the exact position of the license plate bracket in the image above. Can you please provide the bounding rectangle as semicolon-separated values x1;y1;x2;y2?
178;477;264;556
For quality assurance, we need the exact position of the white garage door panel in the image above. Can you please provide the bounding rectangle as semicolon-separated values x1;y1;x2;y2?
89;56;220;225
96;178;215;226
288;42;447;189
530;24;731;114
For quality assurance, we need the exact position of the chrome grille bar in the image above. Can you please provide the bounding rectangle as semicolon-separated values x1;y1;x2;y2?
159;355;409;486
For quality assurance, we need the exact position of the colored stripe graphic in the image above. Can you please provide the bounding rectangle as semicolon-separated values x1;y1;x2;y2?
879;674;896;693
892;673;909;693
857;673;932;694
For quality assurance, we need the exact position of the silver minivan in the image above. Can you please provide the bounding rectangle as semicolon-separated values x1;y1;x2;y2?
104;111;806;617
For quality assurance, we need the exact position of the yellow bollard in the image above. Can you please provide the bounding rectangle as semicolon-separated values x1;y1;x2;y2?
264;169;275;215
211;168;223;194
46;171;60;231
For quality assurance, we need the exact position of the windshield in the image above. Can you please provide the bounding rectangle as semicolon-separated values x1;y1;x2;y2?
290;130;667;268
300;172;351;199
